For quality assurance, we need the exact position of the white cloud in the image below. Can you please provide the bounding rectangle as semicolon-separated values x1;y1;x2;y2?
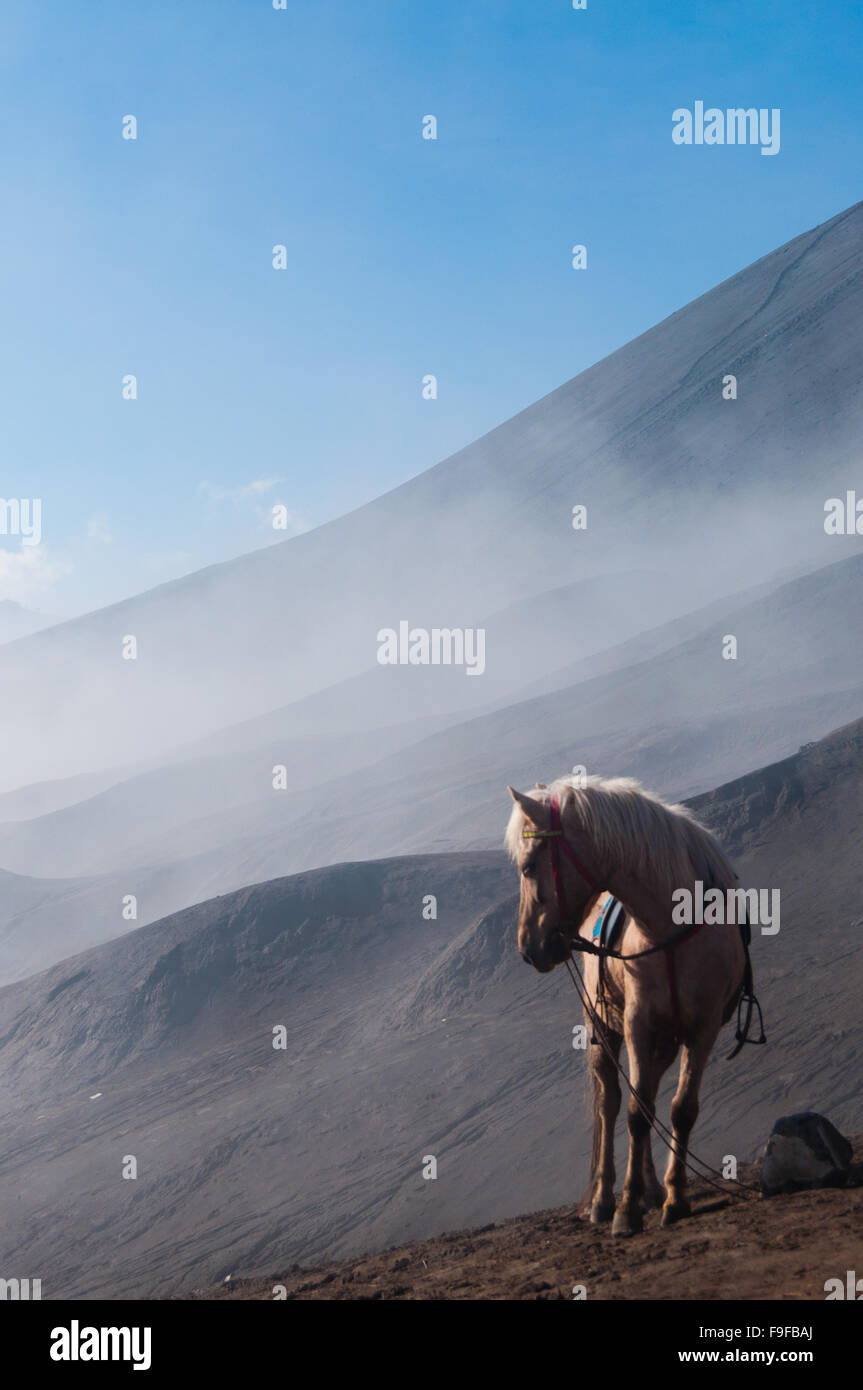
198;478;281;503
0;546;71;604
86;513;112;545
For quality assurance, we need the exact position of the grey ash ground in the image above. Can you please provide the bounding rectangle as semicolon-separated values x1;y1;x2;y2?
186;1150;863;1301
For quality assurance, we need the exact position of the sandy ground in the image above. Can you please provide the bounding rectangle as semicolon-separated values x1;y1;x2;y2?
185;1149;863;1301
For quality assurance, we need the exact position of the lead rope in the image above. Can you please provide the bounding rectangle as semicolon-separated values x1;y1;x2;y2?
562;948;762;1201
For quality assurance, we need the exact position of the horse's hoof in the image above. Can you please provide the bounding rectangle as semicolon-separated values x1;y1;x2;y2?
661;1199;691;1227
612;1208;643;1237
590;1201;615;1225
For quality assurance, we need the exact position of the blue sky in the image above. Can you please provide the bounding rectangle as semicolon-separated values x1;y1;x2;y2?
0;0;860;615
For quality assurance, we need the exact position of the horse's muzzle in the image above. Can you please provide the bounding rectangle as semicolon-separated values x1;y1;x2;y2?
521;933;570;973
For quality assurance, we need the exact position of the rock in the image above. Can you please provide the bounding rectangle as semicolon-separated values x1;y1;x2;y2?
761;1112;852;1195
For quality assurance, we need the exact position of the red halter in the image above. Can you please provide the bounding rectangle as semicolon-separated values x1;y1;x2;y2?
547;794;599;915
522;794;599;921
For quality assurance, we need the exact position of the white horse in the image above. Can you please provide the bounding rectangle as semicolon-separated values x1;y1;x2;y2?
506;774;747;1236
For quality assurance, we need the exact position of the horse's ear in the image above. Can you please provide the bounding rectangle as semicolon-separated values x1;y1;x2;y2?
507;786;547;828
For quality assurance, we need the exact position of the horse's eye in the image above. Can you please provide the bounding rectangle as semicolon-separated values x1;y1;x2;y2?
522;862;535;879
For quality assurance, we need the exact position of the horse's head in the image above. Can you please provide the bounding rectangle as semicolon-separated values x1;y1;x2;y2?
505;784;600;973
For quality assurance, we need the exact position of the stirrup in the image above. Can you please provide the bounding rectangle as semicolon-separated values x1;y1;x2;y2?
726;992;766;1060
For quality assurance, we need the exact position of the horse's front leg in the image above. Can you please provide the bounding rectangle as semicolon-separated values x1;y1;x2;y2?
662;1039;712;1226
587;1024;622;1223
613;1015;674;1237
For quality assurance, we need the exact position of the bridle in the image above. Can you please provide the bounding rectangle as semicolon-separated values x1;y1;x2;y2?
520;792;764;1057
522;793;599;918
522;792;710;1045
523;793;699;958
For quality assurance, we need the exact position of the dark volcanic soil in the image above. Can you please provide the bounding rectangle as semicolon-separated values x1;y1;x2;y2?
185;1148;863;1301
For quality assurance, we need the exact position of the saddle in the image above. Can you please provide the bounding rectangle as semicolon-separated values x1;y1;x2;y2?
592;895;626;952
588;893;765;1058
589;896;626;1038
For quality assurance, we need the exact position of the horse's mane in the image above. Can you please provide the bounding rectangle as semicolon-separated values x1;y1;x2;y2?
504;774;737;891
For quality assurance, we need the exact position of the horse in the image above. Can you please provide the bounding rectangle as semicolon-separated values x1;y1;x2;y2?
505;774;747;1237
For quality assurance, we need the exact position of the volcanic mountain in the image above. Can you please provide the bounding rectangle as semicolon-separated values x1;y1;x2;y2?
0;202;861;792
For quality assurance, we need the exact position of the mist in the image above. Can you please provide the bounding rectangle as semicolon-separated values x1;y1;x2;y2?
2;201;863;1300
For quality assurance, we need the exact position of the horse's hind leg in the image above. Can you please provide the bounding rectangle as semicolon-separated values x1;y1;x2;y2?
586;1026;622;1223
662;1041;711;1226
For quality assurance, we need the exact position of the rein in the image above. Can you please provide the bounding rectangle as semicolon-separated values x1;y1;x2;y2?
561;951;761;1201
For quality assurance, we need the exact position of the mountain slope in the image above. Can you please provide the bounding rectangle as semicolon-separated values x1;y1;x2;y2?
1;202;862;790
49;551;863;894
0;569;687;878
1;552;858;892
0;600;54;645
